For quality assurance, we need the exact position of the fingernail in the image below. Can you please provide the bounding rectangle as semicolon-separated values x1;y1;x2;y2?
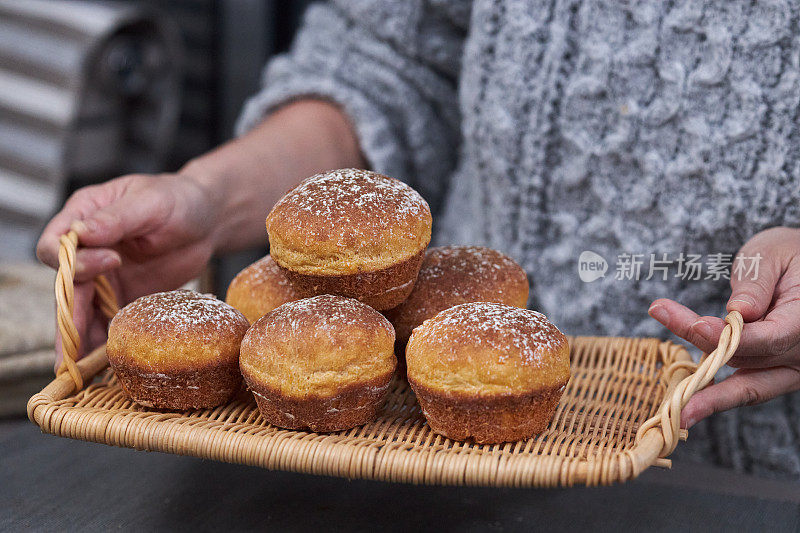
102;253;121;270
730;296;755;308
684;416;696;429
649;304;669;323
691;319;712;340
70;220;87;234
73;218;99;235
84;218;99;233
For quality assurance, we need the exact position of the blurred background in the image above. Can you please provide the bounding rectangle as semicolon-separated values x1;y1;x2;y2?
0;0;311;415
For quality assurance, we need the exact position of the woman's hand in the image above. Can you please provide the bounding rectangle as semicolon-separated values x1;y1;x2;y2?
36;99;366;369
649;227;800;428
37;172;220;366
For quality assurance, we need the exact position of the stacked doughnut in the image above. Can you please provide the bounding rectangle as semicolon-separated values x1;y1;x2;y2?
106;169;570;443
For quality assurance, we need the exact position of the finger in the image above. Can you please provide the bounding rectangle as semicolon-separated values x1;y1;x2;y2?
38;219;72;269
724;298;800;358
36;187;106;269
668;315;800;360
726;228;796;321
74;248;122;282
653;299;800;359
727;352;800;368
86;313;110;354
727;255;781;322
675;313;798;359
75;180;173;249
111;241;212;299
648;298;722;353
681;366;800;428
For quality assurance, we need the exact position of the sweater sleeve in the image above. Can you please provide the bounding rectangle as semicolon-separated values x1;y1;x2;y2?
235;0;470;212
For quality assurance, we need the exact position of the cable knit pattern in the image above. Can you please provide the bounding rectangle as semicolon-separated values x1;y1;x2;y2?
238;0;800;478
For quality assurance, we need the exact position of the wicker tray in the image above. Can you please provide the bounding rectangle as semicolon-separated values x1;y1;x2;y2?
28;232;743;487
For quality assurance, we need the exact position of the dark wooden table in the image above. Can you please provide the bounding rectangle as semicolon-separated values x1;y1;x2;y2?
2;418;799;532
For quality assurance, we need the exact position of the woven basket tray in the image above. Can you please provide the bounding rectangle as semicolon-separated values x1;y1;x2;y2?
28;232;743;487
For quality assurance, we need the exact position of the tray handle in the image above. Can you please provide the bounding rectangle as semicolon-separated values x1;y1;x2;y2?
55;230;119;390
635;310;743;457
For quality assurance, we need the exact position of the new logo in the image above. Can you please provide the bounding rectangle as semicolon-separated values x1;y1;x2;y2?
578;251;607;283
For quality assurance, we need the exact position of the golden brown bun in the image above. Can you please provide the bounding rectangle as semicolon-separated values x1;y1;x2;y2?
383;246;529;357
107;290;250;410
277;248;425;310
266;168;432;310
225;255;300;323
406;302;569;443
240;295;397;432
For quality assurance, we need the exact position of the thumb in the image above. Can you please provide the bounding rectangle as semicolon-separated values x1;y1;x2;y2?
727;250;780;322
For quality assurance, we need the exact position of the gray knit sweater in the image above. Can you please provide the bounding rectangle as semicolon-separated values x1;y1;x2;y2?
238;0;800;478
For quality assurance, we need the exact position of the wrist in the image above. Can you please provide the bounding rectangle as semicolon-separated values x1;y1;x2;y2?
174;99;365;254
177;140;273;254
176;158;230;253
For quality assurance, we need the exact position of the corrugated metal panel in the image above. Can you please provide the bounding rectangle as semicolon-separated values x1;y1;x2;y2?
0;168;59;217
0;0;182;259
0;70;77;127
0;0;312;269
0;19;84;86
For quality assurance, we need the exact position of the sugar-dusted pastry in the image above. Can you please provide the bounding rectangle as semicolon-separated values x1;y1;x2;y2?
107;290;249;410
406;302;569;443
383;245;529;359
265;169;432;310
225;255;300;323
240;295;397;432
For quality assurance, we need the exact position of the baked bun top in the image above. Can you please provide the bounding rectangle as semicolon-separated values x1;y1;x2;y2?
240;295;396;397
225;255;299;323
406;302;569;395
266;169;432;275
107;290;249;370
384;246;529;345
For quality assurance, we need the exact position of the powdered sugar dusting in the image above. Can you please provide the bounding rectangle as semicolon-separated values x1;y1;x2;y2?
417;246;525;299
415;302;565;366
260;294;394;339
240;256;292;288
385;246;529;343
115;289;248;335
427;246;518;274
268;168;430;243
277;168;427;217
